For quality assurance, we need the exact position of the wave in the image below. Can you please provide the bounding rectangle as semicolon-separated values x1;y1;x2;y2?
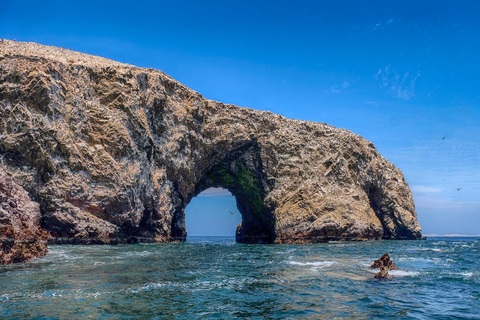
366;268;420;277
286;261;337;267
388;270;420;277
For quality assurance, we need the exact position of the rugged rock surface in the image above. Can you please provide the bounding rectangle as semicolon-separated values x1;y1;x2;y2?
0;39;422;244
371;253;398;270
371;253;398;279
1;168;48;264
374;268;390;279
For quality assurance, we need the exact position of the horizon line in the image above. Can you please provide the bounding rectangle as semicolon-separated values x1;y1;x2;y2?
423;233;480;237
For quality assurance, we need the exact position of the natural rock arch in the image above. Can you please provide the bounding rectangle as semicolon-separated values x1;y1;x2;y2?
172;141;276;243
0;40;422;245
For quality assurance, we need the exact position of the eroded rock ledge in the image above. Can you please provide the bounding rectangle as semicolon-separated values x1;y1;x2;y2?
0;39;422;244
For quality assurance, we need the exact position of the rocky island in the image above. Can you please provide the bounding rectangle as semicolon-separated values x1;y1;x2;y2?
0;39;421;253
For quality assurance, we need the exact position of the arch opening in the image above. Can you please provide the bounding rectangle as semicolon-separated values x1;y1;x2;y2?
185;188;242;238
171;151;277;244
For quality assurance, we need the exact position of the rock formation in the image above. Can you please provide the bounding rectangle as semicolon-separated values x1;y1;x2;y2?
0;39;422;244
1;168;48;264
374;268;390;279
371;253;398;279
371;253;398;270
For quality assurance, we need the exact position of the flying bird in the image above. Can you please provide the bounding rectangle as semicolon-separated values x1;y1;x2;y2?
456;188;461;191
442;136;445;140
229;211;234;215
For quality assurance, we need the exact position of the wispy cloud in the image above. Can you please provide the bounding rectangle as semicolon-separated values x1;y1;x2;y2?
367;18;401;32
330;81;351;94
374;65;420;100
330;86;341;94
197;187;232;197
410;185;442;193
367;21;382;32
413;194;480;210
365;100;379;107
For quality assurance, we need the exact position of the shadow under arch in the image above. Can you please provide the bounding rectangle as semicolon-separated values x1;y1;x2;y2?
171;144;277;244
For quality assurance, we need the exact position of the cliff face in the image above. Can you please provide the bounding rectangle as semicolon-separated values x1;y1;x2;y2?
0;39;421;244
1;168;48;264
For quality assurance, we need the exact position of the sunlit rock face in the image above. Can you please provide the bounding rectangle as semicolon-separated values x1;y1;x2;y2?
0;40;422;244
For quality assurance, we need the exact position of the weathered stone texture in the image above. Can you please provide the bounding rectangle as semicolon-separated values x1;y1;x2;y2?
371;253;399;279
0;168;48;264
371;253;398;271
0;39;421;244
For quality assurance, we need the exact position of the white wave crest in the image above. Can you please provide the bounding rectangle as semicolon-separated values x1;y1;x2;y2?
388;270;420;277
287;261;337;267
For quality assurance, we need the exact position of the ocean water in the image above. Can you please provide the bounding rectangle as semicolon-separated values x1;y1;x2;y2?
1;237;479;319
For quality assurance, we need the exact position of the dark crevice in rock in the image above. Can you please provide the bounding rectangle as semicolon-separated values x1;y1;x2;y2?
366;185;391;240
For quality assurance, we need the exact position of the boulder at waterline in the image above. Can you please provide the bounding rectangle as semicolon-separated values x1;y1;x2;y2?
0;168;48;264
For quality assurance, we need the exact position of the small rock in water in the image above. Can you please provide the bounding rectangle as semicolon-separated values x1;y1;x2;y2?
374;267;390;279
371;253;398;270
371;253;398;279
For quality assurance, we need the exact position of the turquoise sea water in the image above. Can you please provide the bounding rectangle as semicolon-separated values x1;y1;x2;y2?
1;237;479;319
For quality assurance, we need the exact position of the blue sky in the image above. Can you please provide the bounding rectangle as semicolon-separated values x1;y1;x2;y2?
2;0;479;236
